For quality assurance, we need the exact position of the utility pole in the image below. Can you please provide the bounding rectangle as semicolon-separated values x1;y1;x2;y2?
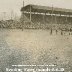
11;10;14;20
3;12;6;21
22;0;24;31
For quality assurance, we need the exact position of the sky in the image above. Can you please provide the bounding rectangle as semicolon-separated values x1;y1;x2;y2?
0;0;72;20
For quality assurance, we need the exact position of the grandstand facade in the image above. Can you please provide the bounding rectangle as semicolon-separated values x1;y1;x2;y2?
21;4;72;29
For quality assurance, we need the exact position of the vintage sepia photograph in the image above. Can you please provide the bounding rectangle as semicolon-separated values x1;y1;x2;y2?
0;0;72;72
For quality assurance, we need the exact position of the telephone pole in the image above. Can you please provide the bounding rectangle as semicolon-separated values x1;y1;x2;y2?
11;10;14;20
22;0;25;31
2;12;6;21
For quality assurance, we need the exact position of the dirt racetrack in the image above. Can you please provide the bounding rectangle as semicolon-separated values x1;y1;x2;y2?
0;29;72;72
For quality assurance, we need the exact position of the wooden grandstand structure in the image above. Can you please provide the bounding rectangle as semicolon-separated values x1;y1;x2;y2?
20;4;72;29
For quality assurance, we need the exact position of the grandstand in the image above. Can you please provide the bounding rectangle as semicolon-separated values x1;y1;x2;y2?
21;4;72;30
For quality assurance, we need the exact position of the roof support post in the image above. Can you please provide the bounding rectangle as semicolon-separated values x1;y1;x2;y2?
30;5;32;22
55;14;57;24
51;5;54;24
69;14;70;17
42;13;44;27
51;14;53;24
65;15;67;24
60;14;61;24
43;12;46;24
69;14;71;24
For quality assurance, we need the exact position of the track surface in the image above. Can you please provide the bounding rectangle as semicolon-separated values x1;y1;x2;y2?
0;29;72;72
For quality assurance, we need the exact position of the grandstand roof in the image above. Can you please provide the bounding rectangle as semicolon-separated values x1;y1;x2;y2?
21;4;72;15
